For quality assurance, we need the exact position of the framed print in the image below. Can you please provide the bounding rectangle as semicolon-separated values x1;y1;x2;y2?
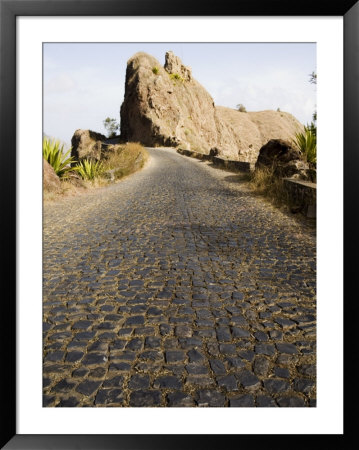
1;0;357;448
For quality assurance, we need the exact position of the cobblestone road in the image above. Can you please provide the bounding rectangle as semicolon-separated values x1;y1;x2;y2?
43;148;316;407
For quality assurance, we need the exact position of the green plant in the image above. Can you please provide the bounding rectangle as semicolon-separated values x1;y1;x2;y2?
43;138;76;178
293;126;317;166
170;73;184;83
236;104;247;112
152;66;159;75
75;159;104;180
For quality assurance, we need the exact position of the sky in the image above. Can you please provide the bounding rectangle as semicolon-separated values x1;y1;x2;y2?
43;43;316;145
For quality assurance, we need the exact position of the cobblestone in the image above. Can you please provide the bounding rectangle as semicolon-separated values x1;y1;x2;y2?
43;148;316;407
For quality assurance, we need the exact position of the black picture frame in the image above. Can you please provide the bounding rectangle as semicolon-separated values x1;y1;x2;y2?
1;0;356;448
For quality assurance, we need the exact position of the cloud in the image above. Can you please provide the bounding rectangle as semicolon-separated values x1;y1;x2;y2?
45;74;77;94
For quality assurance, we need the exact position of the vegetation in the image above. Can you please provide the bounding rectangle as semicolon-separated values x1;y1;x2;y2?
236;104;247;112
75;159;104;180
170;73;184;83
43;138;76;178
152;66;159;75
103;117;120;138
246;166;287;206
292;126;317;167
102;142;148;179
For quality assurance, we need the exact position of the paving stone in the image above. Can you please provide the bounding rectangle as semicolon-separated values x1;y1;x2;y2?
153;375;182;389
145;336;161;349
274;367;290;378
276;343;298;354
255;344;276;356
232;327;250;338
167;391;195;407
237;370;261;391
89;367;107;378
277;395;306;407
217;374;238;391
196;390;226;407
253;356;271;377
57;397;80;407
103;375;124;388
175;325;193;338
297;364;316;377
254;331;268;342
65;351;84;363
129;390;162;407
293;378;315;394
229;394;255;407
43;148;316;408
226;357;246;369
82;353;108;366
165;351;186;363
43;394;56;407
186;364;208;375
95;388;124;405
72;368;89;378
210;359;227;375
76;380;102;396
51;379;77;393
263;379;290;394
256;395;277;407
187;349;205;363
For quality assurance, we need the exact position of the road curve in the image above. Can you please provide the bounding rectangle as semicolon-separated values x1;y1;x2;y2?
43;148;316;407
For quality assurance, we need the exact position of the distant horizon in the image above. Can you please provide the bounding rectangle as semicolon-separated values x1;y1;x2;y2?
44;43;316;145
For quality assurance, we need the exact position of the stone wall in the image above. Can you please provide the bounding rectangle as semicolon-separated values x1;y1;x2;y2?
283;178;316;218
177;148;254;172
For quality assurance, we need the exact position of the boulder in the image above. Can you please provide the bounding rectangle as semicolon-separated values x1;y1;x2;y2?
120;51;304;162
255;139;311;180
71;129;107;162
43;159;61;192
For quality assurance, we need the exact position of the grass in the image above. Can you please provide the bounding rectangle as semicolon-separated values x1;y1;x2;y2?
43;138;76;178
152;66;159;75
245;166;289;207
102;142;149;179
44;141;149;202
170;73;184;83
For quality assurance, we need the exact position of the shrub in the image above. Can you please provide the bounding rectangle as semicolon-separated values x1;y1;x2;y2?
75;159;104;180
43;138;76;178
152;66;159;75
236;104;247;112
292;126;317;167
170;73;184;83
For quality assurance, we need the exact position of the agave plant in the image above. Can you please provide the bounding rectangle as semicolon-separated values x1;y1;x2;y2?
293;126;317;167
75;159;104;180
43;138;76;178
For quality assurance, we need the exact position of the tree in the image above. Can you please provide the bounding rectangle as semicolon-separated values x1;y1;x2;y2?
236;104;247;112
309;71;317;129
309;71;317;85
103;117;120;138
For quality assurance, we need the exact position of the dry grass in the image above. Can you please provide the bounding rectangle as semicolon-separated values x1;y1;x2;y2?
102;142;149;179
44;143;149;203
245;166;289;208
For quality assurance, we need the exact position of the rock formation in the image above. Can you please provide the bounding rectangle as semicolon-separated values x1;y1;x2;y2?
256;139;311;180
71;129;107;162
43;159;61;192
120;51;304;162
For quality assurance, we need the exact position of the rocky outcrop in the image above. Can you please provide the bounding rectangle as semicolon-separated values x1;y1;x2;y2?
120;51;304;163
256;139;312;180
43;159;61;192
71;129;107;162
